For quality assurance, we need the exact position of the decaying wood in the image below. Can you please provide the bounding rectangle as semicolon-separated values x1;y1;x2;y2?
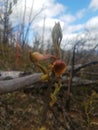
0;60;98;94
0;73;42;94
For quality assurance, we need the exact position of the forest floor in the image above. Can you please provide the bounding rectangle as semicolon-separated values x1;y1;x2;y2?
0;85;98;130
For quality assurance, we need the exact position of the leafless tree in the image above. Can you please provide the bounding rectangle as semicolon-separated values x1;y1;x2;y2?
0;0;18;44
17;0;44;46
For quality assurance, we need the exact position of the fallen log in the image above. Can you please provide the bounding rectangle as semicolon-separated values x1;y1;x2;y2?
0;71;24;80
0;61;98;79
0;60;98;94
0;73;98;94
0;73;42;94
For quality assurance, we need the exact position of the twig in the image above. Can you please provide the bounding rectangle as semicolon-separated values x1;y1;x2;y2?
66;43;77;110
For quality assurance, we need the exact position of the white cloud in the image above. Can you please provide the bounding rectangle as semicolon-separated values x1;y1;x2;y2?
62;16;98;43
10;0;66;26
85;16;98;31
60;14;76;24
33;17;64;29
89;0;98;11
43;3;66;17
65;24;84;34
61;16;98;49
76;9;86;19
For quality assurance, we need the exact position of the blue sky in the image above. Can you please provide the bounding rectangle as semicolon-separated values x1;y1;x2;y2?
62;0;90;23
58;0;90;13
56;0;98;30
10;0;98;45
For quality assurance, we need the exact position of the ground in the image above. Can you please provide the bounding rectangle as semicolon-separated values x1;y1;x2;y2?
0;85;98;130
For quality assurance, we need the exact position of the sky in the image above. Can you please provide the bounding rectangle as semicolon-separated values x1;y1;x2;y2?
10;0;98;48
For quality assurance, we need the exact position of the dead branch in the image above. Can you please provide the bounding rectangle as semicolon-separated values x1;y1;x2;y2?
66;61;98;73
74;61;98;73
66;42;78;111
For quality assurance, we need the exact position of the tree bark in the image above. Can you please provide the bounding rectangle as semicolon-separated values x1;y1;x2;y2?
0;73;42;94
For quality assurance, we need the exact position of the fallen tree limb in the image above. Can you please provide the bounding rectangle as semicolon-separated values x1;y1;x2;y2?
66;61;98;73
74;61;98;73
0;73;42;94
